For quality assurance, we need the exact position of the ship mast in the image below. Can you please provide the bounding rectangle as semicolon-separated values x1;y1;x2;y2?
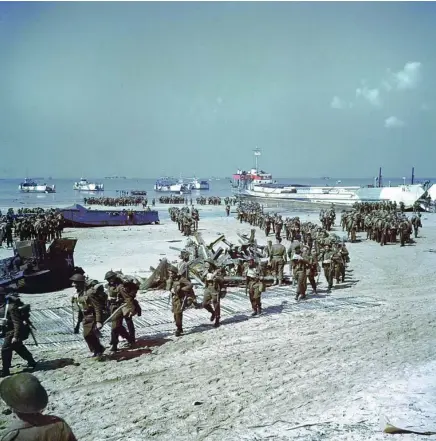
253;147;261;173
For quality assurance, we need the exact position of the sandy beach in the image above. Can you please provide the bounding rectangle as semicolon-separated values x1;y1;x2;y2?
1;207;436;441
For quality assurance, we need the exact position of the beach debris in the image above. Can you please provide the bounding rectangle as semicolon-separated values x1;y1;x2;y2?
382;416;436;435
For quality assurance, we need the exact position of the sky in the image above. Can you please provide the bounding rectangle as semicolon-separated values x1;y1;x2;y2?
0;1;435;179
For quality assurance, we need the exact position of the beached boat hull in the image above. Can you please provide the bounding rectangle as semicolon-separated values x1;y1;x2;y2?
237;184;427;209
61;204;160;228
0;238;77;293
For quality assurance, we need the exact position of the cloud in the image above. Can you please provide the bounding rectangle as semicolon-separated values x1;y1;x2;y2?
356;87;382;107
420;103;430;111
384;116;404;129
387;62;422;90
330;96;347;109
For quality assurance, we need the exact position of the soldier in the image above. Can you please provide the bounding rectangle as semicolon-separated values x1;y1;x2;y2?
72;275;105;357
202;262;224;328
178;251;190;279
0;289;37;378
0;372;77;441
292;253;309;301
411;213;422;238
70;273;86;334
245;261;265;316
104;271;132;352
104;272;139;348
167;266;197;336
269;237;287;285
319;243;334;292
302;246;318;294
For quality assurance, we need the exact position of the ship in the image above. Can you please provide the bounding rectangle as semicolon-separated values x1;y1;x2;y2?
60;204;159;227
154;177;191;194
232;150;429;209
73;178;104;192
186;177;210;191
18;178;56;193
0;238;77;293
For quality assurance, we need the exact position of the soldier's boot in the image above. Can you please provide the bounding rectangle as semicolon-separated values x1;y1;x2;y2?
15;345;36;369
1;349;13;377
213;303;221;327
204;304;215;321
174;313;183;337
125;318;136;345
256;299;262;315
73;324;80;334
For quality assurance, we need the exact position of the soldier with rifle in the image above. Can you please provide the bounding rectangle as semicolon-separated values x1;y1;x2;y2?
104;271;138;351
0;287;37;377
70;274;105;358
201;261;225;328
166;266;198;336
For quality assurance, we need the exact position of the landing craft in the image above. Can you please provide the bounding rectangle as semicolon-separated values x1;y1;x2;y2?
0;238;78;293
232;151;429;210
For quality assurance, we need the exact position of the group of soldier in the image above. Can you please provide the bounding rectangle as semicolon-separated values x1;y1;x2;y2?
168;206;200;236
340;202;422;246
158;195;191;204
1;209;65;247
195;196;236;206
0;286;77;439
83;196;153;207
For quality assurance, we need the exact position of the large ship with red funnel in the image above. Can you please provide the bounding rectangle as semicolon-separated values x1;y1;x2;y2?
231;150;428;209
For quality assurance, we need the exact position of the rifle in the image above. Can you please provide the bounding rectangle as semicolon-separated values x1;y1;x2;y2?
28;324;38;346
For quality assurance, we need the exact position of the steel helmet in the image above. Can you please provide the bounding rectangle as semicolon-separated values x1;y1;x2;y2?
70;273;86;283
0;373;48;413
104;270;117;281
87;279;99;288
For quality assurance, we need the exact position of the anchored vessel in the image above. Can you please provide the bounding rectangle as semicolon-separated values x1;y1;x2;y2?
60;204;159;227
154;177;191;194
186;177;210;191
18;178;56;193
73;178;104;192
232;150;428;209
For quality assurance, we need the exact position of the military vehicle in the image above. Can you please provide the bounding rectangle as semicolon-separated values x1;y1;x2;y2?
0;238;78;293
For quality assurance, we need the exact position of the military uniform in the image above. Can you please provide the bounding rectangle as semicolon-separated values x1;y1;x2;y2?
319;245;334;291
246;267;265;316
292;254;309;300
302;248;318;293
202;270;224;327
76;288;105;356
0;373;77;441
269;239;287;285
106;284;132;351
0;293;36;377
167;267;197;336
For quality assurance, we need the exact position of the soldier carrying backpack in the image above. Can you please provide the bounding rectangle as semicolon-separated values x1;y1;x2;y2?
0;287;37;378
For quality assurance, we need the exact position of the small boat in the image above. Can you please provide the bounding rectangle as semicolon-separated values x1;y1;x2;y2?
18;178;56;193
60;204;159;228
73;178;104;192
187;177;210;191
130;190;147;196
154;177;191;194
